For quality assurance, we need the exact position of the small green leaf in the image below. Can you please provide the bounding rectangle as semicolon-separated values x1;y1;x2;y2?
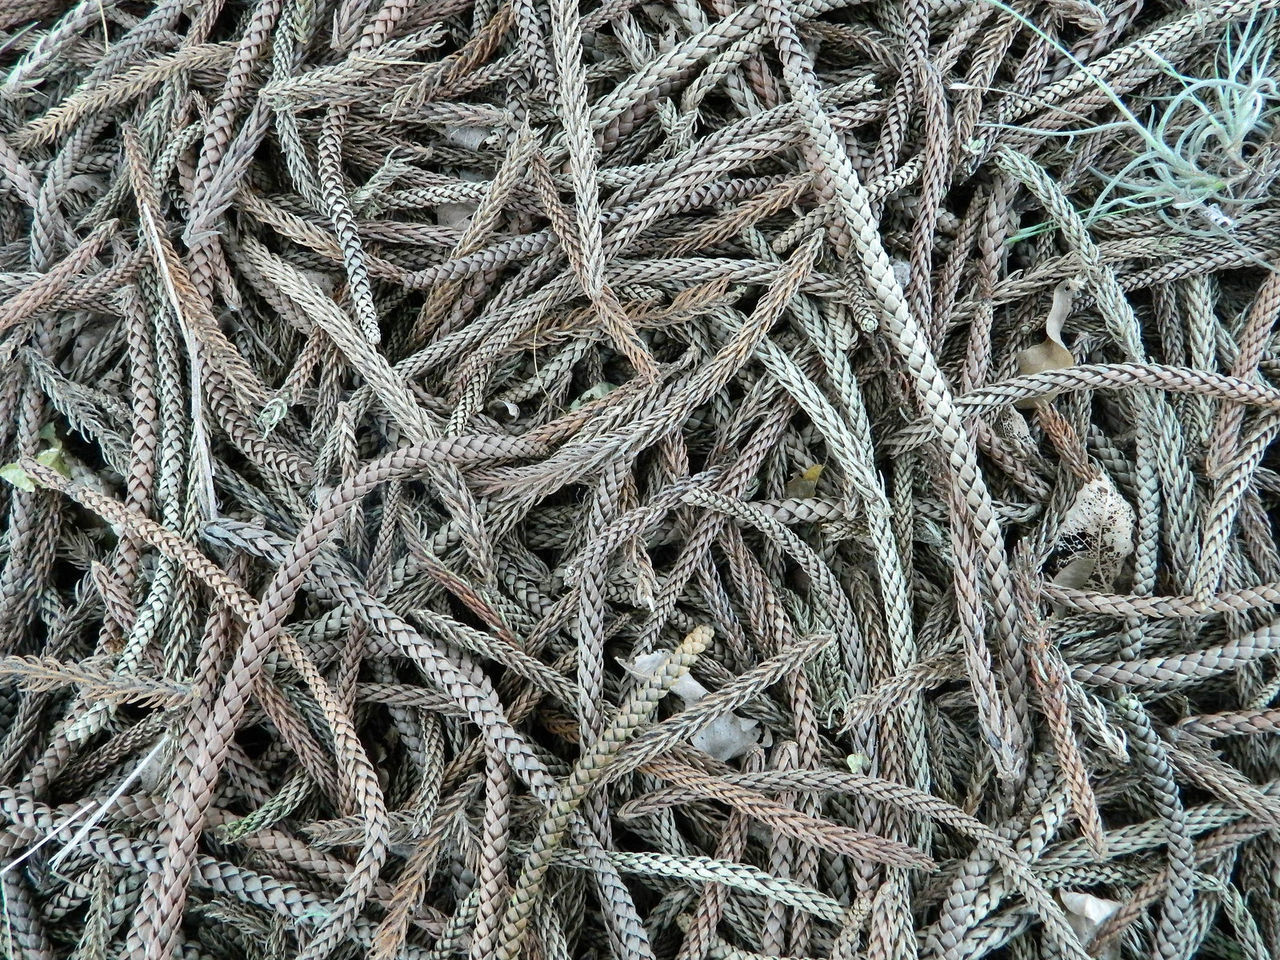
570;382;617;410
0;463;35;493
35;447;70;478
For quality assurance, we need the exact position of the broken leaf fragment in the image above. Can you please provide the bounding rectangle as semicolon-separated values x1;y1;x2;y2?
1060;890;1122;954
1050;555;1097;591
570;382;617;410
784;464;824;498
258;396;290;436
623;651;763;761
443;125;494;151
1052;474;1135;591
992;403;1035;451
1059;476;1135;566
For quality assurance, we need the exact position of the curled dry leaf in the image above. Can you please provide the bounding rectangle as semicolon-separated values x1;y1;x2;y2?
1015;277;1085;407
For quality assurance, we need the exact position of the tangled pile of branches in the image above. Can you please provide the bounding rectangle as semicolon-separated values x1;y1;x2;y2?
2;0;1280;958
